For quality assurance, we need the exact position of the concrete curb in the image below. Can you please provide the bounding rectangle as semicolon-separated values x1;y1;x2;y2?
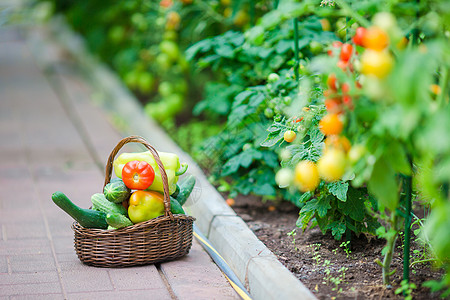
42;16;316;300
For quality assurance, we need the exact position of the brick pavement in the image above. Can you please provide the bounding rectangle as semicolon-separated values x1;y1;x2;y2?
0;25;239;300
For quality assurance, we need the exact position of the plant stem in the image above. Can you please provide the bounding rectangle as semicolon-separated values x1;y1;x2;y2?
334;0;370;28
437;66;449;108
383;214;401;285
293;17;300;80
410;258;437;268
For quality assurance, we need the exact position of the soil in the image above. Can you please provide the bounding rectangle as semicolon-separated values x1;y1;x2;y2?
230;195;445;300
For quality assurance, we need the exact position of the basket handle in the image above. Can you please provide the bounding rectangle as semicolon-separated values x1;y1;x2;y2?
103;135;173;220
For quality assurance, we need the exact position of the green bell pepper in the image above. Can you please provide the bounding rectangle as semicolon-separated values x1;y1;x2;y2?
113;151;188;194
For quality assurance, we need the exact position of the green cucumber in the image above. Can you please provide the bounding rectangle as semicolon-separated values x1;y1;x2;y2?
171;184;180;198
106;213;133;229
91;193;128;215
176;175;196;206
52;191;108;229
170;197;185;215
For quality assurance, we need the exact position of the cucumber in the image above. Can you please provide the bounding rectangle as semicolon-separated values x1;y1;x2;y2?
91;193;128;216
103;178;131;204
171;184;180;198
106;213;133;229
170;197;185;215
52;191;108;229
176;175;196;206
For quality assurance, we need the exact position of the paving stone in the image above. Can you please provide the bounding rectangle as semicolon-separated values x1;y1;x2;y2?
67;289;171;300
0;271;59;285
60;267;113;293
0;282;62;297
160;239;239;300
10;293;65;300
108;265;163;291
9;254;56;273
4;221;48;240
0;239;52;256
0;256;8;273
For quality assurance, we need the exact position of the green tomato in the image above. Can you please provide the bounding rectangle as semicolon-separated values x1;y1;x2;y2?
138;72;155;93
309;41;323;54
163;30;178;41
275;168;294;188
156;53;171;70
108;26;125;43
124;71;139;89
268;73;280;83
159;40;180;61
283;96;292;106
264;107;274;118
158;82;174;97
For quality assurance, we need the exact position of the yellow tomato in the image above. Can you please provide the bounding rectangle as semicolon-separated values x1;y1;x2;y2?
361;50;393;79
317;149;347;182
294;161;320;192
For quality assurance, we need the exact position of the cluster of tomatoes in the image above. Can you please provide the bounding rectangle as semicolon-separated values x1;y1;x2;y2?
279;25;394;193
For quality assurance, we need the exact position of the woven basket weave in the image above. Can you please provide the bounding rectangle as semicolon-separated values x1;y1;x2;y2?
72;136;195;267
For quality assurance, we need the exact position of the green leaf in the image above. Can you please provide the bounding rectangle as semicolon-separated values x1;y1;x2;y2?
275;40;293;54
261;131;284;147
253;183;276;196
296;211;314;231
315;215;329;235
301;195;332;218
337;188;366;222
328;222;346;240
367;157;399;212
221;148;263;176
185;39;212;61
233;90;254;107
299;191;312;203
327;181;348;202
215;43;235;58
385;141;411;175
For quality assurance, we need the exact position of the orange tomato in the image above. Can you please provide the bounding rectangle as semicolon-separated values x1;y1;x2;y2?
319;113;343;135
363;27;389;51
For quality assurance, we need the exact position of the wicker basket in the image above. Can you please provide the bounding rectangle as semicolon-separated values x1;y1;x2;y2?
72;136;195;267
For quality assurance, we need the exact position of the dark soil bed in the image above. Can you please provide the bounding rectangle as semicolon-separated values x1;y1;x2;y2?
230;195;444;300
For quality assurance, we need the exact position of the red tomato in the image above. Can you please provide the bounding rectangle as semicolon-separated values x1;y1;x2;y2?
340;44;353;62
122;160;155;190
353;27;366;46
325;98;343;114
341;83;350;94
342;95;353;110
327;73;338;91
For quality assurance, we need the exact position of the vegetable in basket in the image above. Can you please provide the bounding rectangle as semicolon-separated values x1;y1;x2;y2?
113;151;188;194
121;160;155;190
103;178;131;203
51;192;108;229
128;191;165;223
